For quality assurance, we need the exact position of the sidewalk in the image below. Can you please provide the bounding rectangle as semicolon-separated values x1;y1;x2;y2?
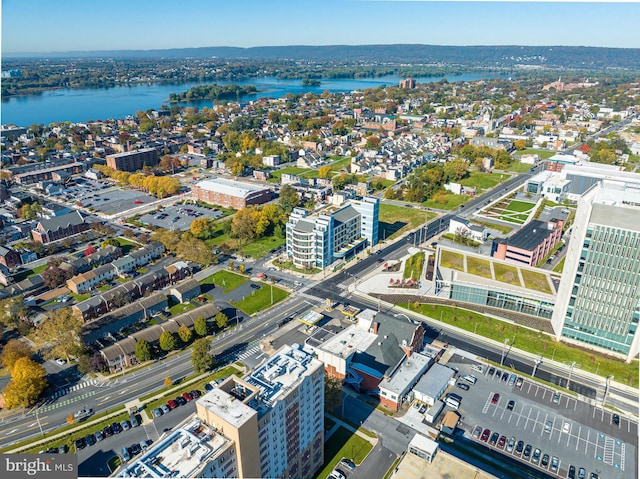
325;412;378;448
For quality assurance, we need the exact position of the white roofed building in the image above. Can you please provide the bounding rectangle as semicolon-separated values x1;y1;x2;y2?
192;178;273;209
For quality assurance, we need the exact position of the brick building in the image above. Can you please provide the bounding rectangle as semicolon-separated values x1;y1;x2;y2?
192;178;273;209
492;218;564;267
106;147;159;172
31;210;89;244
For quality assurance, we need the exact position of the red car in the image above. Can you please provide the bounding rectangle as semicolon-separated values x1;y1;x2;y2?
182;392;194;402
481;429;491;442
167;400;178;410
491;393;500;404
497;435;507;449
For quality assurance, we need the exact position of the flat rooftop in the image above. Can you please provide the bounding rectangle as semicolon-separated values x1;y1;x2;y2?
379;353;431;395
195;177;270;198
116;419;228;478
317;323;377;359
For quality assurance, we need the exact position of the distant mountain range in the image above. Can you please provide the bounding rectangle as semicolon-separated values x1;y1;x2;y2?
6;44;640;70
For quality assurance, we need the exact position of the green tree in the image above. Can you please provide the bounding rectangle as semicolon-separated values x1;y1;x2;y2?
34;308;84;361
0;296;28;330
324;376;343;415
159;331;177;352
231;208;258;242
278;184;299;213
101;238;121;249
194;316;208;337
178;324;193;344
0;339;34;372
135;339;152;363
443;158;468;182
191;338;215;373
384;187;396;200
215;312;229;329
318;165;332;178
2;357;48;409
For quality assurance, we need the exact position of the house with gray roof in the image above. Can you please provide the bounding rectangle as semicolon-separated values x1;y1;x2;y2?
31;210;89;244
168;278;201;303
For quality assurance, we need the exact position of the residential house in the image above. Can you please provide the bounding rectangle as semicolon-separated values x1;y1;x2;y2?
66;263;117;294
0;245;21;269
448;216;488;243
168;278;201;304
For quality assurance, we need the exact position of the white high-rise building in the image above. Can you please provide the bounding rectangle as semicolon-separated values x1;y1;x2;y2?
552;180;640;361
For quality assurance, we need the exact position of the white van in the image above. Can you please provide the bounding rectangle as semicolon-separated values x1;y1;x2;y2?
461;374;477;385
444;397;460;409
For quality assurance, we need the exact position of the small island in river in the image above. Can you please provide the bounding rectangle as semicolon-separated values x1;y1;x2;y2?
168;84;257;102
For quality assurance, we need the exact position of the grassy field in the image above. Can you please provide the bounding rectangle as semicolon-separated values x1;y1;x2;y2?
516;148;557;160
200;270;248;293
315;426;374;479
506;161;535;173
402;302;639;388
439;250;465;271
274;259;321;275
493;263;521;286
403;252;425;279
117;237;140;254
500;200;536;224
268;166;310;182
423;192;469;210
470;219;514;235
460;171;506;190
70;292;91;302
239;235;285;258
169;302;196;316
231;283;289;315
466;256;492;278
378;203;436;240
521;269;553;294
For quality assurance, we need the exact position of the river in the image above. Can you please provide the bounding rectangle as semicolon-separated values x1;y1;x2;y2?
1;73;505;127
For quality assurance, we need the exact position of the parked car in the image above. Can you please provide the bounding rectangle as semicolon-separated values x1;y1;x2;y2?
523;444;532;459
497;435;506;449
121;447;131;462
103;425;114;437
94;430;104;442
167;399;178;410
506;437;515;453
553;392;561;403
120;420;131;431
152;408;163;417
532;448;541;463
129;414;140;427
182;392;194;402
578;468;586;479
544;420;553;433
339;458;355;470
568;465;576;479
175;396;187;406
58;444;69;454
130;443;142;456
501;372;509;382
551;456;559;472
161;404;170;414
491;393;500;404
74;437;86;450
481;429;490;442
613;414;620;425
204;383;214;392
542;453;550;467
456;382;470;391
190;389;201;398
515;440;524;454
472;426;482;438
111;422;123;434
507;400;515;411
515;377;524;388
85;433;96;447
488;367;495;376
489;432;499;446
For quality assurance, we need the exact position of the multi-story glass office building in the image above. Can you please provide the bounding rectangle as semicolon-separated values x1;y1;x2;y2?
552;180;640;361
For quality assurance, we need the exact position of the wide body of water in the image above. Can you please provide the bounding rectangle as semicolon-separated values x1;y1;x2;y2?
1;73;504;127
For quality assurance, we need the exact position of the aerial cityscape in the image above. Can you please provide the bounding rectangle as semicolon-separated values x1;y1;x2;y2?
0;1;639;479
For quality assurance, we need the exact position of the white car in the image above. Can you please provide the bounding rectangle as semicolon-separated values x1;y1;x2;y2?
329;471;346;479
562;422;571;434
55;358;66;365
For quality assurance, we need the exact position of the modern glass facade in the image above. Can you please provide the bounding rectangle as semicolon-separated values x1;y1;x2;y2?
560;224;640;355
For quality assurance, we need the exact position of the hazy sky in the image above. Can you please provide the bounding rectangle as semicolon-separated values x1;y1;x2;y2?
2;0;639;54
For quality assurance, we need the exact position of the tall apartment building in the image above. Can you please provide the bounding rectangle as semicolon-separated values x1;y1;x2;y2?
551;180;640;360
106;147;159;171
286;197;379;269
196;344;325;479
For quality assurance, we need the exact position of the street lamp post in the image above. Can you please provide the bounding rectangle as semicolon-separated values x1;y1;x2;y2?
567;361;577;390
532;356;542;378
603;375;614;406
35;408;44;437
500;338;509;366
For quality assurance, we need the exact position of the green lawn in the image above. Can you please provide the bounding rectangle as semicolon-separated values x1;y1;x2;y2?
169;302;196;316
553;257;566;273
493;263;521;286
506;161;535;173
470;219;514;235
500;200;536;224
439;250;465;271
239;235;285;259
12;263;48;283
423;192;469;210
231;283;289;315
327;156;353;172
268;166;310;182
379;203;436;240
117;237;140;254
516;148;556;160
403;252;425;279
97;284;111;292
403;302;639;388
460;171;506;190
466;256;492;278
70;292;91;302
315;426;374;479
521;269;553;294
200;270;248;293
274;259;321;275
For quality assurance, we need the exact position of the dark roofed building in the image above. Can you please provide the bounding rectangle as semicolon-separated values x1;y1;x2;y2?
0;245;21;268
168;278;201;303
31;210;89;244
492;218;564;267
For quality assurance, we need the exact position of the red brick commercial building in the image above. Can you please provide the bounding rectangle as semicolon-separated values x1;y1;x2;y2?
492;218;564;267
106;148;159;172
31;210;90;244
192;178;273;209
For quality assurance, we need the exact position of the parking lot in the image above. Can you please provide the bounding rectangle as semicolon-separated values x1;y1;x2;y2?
138;203;227;231
57;178;157;215
442;356;636;479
